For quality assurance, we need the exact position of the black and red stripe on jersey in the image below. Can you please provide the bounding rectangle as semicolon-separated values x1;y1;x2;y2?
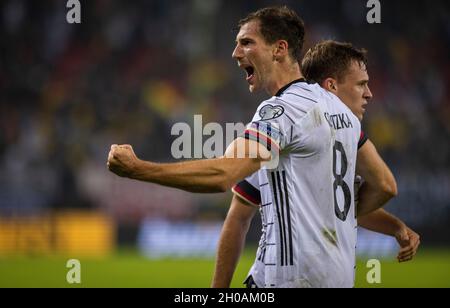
358;130;368;149
232;179;261;207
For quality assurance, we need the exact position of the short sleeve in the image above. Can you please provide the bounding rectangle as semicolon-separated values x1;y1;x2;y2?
243;100;294;155
232;172;261;207
358;130;368;149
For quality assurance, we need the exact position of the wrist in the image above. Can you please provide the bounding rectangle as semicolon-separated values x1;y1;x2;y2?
393;221;407;237
130;159;152;180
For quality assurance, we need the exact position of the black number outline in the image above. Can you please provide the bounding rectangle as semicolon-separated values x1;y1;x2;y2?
333;141;352;221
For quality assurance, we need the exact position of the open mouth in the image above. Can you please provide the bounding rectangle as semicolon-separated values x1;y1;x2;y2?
244;66;255;81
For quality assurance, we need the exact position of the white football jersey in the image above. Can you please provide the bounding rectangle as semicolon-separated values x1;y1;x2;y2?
232;79;361;288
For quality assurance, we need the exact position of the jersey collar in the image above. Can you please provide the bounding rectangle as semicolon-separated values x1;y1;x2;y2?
275;78;307;97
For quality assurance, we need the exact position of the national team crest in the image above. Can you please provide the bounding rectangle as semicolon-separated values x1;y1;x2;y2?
259;105;285;121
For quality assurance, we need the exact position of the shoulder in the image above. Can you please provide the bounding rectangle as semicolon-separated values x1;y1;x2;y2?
255;83;322;123
279;82;324;105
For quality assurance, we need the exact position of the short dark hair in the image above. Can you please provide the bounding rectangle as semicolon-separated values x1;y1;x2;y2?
301;40;368;84
238;6;305;62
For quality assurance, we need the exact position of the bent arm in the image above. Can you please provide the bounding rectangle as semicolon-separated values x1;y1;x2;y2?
110;138;270;193
358;208;405;236
356;140;398;216
212;195;258;288
358;208;421;262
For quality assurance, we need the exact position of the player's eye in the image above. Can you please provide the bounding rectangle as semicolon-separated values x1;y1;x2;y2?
358;81;368;87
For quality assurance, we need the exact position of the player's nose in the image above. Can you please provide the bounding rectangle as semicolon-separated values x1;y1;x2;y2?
232;45;243;60
364;85;373;101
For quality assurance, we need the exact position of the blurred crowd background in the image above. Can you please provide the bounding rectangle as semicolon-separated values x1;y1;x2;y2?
0;0;449;258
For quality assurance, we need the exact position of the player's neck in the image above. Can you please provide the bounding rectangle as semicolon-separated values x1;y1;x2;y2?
267;63;303;96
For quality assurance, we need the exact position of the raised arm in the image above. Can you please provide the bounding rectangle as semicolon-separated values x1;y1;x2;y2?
107;138;271;193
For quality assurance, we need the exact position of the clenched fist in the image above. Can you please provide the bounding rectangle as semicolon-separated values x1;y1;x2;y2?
107;144;140;178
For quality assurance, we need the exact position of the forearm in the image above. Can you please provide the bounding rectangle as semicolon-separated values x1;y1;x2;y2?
358;208;405;237
356;181;396;216
131;157;258;193
212;220;249;287
212;197;256;288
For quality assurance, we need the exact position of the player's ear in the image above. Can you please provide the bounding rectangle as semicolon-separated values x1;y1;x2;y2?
273;40;289;61
322;78;338;93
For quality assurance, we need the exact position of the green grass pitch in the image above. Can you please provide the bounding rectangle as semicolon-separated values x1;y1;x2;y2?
1;248;449;288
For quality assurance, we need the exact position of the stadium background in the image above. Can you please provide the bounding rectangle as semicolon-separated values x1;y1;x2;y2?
0;0;449;287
